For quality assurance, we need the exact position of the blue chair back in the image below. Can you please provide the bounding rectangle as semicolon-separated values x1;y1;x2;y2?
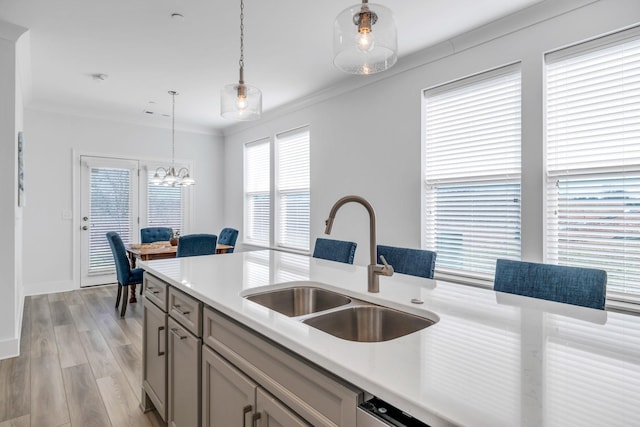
176;234;218;258
494;259;607;310
376;245;436;279
141;227;172;243
312;238;357;264
106;232;143;286
218;228;239;253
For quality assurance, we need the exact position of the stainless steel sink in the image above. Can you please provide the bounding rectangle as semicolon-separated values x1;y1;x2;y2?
303;305;435;342
245;287;351;317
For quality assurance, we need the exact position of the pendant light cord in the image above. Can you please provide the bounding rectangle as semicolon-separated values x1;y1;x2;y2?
239;0;245;72
170;90;176;169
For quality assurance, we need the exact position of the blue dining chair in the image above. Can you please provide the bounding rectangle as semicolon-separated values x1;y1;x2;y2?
312;238;357;264
176;234;218;257
376;245;437;279
140;227;172;243
218;228;239;253
493;259;607;310
106;231;144;317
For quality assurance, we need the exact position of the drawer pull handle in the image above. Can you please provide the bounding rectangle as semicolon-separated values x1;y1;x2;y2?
252;412;261;427
157;326;165;356
146;286;160;294
170;328;188;340
242;405;253;427
173;305;191;316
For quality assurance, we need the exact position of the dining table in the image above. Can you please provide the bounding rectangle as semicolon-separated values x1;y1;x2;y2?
124;241;234;302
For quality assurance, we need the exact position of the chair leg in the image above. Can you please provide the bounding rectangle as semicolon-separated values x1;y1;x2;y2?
120;286;129;317
115;284;122;310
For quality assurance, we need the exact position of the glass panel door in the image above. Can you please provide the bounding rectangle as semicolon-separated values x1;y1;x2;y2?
80;156;139;286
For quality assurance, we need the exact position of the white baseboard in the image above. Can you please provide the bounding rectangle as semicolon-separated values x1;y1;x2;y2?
0;337;20;360
0;290;25;361
24;279;76;296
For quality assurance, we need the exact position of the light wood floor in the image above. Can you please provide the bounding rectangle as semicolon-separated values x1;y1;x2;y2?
0;285;166;427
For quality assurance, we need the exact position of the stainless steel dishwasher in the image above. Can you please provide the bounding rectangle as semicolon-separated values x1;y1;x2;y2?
357;397;431;426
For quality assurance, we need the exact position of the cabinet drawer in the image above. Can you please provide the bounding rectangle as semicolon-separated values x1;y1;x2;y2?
144;273;168;311
203;307;362;427
169;287;203;337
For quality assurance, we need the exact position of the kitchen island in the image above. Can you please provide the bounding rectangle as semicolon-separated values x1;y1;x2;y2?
140;250;640;427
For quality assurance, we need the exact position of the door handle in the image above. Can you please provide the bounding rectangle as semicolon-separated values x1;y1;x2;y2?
157;326;165;356
83;216;88;221
173;304;191;316
82;225;88;231
252;412;261;427
242;405;253;427
170;328;188;340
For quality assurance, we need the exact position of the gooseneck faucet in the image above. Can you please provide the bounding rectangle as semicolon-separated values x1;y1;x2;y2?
325;195;394;292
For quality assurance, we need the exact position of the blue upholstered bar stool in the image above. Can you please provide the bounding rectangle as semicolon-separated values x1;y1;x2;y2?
218;228;239;253
493;259;607;310
176;234;218;257
106;232;144;317
312;238;357;264
376;245;437;279
140;227;172;243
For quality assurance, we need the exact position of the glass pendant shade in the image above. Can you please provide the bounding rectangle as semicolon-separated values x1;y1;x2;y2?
333;2;397;74
221;82;262;121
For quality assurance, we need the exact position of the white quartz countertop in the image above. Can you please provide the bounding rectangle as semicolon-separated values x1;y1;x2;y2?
140;250;640;427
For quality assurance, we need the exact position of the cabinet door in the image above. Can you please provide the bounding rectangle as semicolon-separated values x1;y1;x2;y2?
143;298;167;421
168;317;202;427
255;388;310;427
202;346;256;427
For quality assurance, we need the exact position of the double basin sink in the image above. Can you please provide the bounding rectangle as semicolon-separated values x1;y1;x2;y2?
245;283;437;342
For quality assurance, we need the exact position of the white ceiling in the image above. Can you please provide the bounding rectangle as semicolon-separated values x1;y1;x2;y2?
0;0;545;133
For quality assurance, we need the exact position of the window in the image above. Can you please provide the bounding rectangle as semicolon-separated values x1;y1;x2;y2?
276;128;310;251
243;128;311;251
546;28;640;299
244;139;271;246
423;64;522;277
146;169;184;233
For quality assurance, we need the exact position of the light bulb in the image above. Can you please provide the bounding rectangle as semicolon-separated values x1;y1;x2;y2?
236;95;248;111
356;30;375;52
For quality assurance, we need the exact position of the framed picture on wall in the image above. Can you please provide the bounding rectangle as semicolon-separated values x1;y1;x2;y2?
18;131;24;207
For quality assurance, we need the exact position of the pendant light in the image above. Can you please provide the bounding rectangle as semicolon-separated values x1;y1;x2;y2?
221;0;262;121
150;91;195;187
333;0;397;75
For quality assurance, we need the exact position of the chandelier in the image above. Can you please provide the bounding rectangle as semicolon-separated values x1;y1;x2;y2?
150;91;195;187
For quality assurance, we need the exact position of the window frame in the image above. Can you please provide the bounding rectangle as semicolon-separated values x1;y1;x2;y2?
422;63;523;280
243;127;311;253
544;26;640;301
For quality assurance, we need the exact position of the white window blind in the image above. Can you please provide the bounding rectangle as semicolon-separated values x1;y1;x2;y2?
546;28;640;298
245;139;271;245
89;167;134;274
275;128;310;251
147;170;184;234
424;64;522;276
